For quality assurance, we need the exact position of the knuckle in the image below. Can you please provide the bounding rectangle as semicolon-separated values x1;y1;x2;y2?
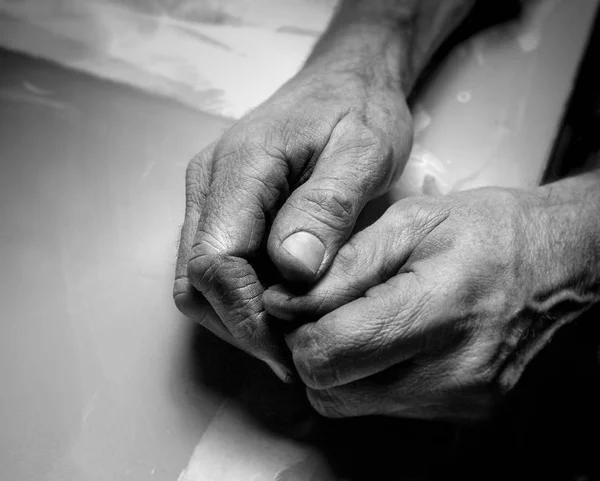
395;197;448;229
361;131;392;168
188;251;264;346
306;389;346;418
330;236;378;286
294;118;334;149
241;162;288;207
339;122;382;155
173;293;203;324
341;125;392;175
173;290;189;316
172;276;189;302
187;251;220;293
212;135;264;176
332;237;360;275
214;123;273;162
292;329;339;390
211;133;289;208
189;251;254;301
296;186;357;232
172;283;213;328
388;199;451;257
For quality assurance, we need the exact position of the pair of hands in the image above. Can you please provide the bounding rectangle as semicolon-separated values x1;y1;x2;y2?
174;68;551;422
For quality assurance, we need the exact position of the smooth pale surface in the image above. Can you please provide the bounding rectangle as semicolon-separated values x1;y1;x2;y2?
0;0;337;119
1;0;596;194
396;0;599;194
0;50;234;480
0;1;598;480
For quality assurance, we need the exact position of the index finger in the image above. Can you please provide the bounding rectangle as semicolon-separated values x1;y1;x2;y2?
286;271;449;390
173;144;238;345
186;140;293;376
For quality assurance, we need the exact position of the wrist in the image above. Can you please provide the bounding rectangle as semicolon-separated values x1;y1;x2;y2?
301;23;410;95
497;179;600;389
525;173;600;316
300;0;477;96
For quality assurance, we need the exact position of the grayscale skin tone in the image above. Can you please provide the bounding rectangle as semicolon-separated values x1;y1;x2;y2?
174;0;600;420
264;175;600;420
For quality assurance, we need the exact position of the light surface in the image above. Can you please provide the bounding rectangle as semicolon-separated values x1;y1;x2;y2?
0;50;234;480
1;0;596;193
0;0;598;480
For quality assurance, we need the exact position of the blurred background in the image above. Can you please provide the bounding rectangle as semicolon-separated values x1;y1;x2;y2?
0;0;335;118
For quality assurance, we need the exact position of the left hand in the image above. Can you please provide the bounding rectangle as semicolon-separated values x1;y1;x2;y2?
263;187;578;422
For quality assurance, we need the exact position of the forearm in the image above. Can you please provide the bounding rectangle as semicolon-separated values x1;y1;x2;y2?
302;0;477;93
528;167;600;319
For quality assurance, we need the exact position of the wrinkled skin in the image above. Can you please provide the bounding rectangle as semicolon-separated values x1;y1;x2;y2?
173;68;413;377
263;188;569;421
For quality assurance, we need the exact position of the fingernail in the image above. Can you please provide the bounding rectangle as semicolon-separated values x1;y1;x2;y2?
265;360;293;383
280;232;325;275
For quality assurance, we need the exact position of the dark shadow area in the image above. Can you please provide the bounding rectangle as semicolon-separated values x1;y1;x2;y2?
5;22;598;478
354;190;396;231
181;319;319;440
543;6;600;182
179;5;600;477
482;309;600;481
183;303;600;481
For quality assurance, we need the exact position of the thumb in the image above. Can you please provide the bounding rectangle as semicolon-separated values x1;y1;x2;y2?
268;125;397;283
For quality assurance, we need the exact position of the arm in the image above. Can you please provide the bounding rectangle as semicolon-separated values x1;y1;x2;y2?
264;163;600;419
535;168;600;294
303;0;477;93
175;0;479;381
265;0;479;283
528;168;600;320
494;166;600;387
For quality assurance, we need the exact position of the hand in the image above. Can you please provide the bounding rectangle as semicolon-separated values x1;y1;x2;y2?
264;188;583;420
173;67;414;380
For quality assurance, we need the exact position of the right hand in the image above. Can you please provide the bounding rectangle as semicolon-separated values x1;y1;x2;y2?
173;66;414;381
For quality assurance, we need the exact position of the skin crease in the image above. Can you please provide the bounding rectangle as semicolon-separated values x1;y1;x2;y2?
263;183;600;421
174;72;413;379
174;0;600;421
174;0;476;382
